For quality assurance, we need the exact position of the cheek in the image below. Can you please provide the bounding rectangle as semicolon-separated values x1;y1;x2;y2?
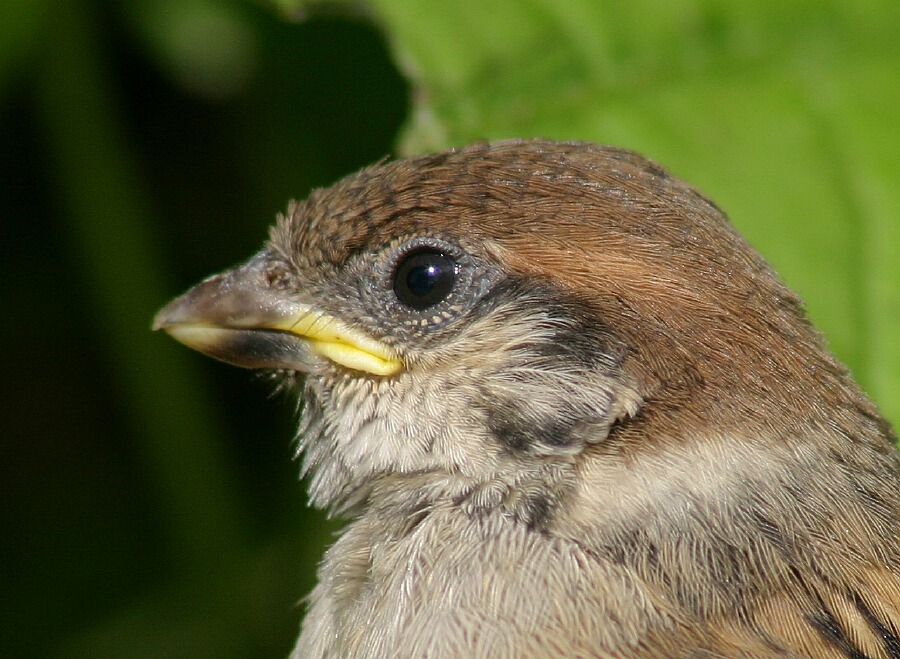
320;371;503;480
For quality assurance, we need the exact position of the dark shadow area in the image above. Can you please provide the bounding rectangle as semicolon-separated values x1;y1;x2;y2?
0;2;408;656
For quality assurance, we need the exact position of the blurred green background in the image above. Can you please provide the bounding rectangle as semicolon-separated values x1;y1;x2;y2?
2;1;898;657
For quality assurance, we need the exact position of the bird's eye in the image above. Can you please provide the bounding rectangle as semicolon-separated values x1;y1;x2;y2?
392;248;458;310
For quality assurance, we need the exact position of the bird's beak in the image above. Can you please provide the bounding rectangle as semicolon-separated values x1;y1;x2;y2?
152;251;402;376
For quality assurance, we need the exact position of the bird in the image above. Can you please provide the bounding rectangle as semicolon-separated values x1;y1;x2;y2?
154;139;900;658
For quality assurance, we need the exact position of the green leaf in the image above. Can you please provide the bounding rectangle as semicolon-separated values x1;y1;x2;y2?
312;0;900;425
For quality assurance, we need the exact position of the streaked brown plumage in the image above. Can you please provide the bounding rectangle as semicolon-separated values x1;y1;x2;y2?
155;140;900;658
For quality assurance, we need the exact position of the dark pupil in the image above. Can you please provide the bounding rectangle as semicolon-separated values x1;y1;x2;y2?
394;249;457;311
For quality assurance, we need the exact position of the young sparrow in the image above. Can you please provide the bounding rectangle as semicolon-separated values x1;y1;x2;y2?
155;140;900;658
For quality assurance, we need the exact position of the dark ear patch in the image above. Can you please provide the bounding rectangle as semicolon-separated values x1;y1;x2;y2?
488;406;583;454
471;281;632;456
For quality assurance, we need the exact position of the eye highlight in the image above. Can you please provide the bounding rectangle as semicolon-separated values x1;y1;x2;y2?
392;248;458;310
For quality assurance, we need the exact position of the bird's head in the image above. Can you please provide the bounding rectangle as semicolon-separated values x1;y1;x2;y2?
155;140;864;518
